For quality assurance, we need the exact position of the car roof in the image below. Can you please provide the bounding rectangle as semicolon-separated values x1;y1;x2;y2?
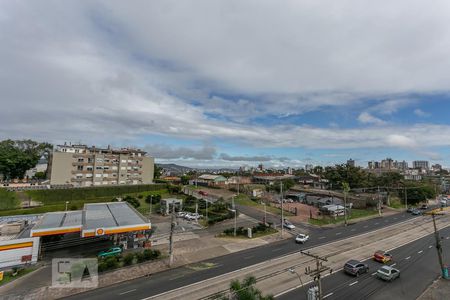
345;259;362;266
380;265;394;271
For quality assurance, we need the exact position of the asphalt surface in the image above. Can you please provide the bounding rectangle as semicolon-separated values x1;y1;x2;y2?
65;210;421;300
278;217;450;300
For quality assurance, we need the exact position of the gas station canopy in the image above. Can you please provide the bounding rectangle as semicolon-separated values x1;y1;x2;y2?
31;202;151;238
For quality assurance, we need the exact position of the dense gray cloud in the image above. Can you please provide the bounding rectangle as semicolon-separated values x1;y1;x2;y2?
145;145;216;160
1;1;450;163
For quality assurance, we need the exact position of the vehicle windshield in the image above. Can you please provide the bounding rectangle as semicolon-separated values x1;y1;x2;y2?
379;267;390;274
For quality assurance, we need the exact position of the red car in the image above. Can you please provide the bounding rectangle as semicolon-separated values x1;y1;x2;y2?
373;250;392;263
198;190;208;196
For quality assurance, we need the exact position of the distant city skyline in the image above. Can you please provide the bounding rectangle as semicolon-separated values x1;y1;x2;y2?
1;1;450;168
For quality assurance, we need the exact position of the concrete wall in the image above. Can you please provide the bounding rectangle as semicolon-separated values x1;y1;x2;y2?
141;156;154;184
49;152;73;185
0;237;40;269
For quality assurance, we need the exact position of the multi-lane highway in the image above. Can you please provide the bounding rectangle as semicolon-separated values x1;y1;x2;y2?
66;211;426;300
278;225;450;300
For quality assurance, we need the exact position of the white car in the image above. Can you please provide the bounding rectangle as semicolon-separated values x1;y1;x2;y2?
185;213;201;220
177;212;187;218
283;221;295;230
295;234;309;243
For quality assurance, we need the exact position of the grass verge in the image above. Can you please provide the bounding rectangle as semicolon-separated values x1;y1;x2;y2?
309;209;378;226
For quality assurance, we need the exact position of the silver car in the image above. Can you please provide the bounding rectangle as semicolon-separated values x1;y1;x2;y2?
376;265;400;281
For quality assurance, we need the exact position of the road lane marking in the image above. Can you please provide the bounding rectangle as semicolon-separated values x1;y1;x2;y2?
324;292;334;298
429;245;433;248
336;232;342;235
371;272;377;276
385;220;389;222
349;281;358;286
350;229;356;232
418;250;423;254
363;226;368;228
446;237;449;240
391;263;396;267
375;222;379;225
119;289;136;295
394;218;397;220
244;255;254;260
405;256;411;260
318;236;326;240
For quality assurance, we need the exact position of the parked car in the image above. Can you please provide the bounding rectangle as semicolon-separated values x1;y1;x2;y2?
411;209;422;215
185;213;201;220
198;191;208;196
295;234;309;244
98;247;122;258
177;211;187;218
406;207;414;213
283;221;295;230
344;260;369;277
420;204;428;210
373;250;392;263
376;265;400;281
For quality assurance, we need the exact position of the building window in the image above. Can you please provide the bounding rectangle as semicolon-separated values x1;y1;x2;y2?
77;166;83;171
96;158;103;163
78;158;84;162
88;158;93;163
95;174;102;178
96;166;102;170
86;166;93;171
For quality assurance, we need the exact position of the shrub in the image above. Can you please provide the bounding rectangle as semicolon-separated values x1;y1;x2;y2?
135;252;146;263
104;256;119;269
137;194;144;199
70;204;78;210
123;253;135;266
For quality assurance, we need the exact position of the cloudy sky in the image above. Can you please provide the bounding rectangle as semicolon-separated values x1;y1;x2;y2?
1;0;450;168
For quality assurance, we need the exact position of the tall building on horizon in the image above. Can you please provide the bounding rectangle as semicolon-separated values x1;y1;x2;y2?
412;160;429;170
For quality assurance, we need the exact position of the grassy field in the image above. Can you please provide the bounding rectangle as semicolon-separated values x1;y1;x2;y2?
0;186;170;216
25;184;166;204
0;188;20;210
309;208;378;226
234;194;294;217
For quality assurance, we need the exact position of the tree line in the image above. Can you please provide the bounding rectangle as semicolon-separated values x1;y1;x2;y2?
0;139;52;180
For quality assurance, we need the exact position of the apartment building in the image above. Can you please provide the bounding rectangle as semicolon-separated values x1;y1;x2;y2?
48;144;154;187
412;160;429;170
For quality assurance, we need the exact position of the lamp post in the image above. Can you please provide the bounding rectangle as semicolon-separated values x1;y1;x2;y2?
262;202;267;225
65;201;69;211
231;209;237;237
288;268;308;299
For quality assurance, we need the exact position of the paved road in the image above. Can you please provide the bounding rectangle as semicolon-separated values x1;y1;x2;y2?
278;223;450;300
65;211;420;300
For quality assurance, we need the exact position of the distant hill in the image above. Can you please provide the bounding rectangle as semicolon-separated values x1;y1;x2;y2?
156;163;193;175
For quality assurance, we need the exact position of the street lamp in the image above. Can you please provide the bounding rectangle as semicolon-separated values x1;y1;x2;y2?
288;268;308;299
231;209;237;237
65;201;69;211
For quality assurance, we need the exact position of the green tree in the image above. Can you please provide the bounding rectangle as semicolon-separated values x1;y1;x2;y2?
226;275;274;300
154;165;163;179
0;139;52;179
33;171;46;180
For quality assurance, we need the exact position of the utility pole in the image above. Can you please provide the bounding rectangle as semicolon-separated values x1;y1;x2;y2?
404;186;408;210
233;209;237;237
342;182;350;227
280;181;284;237
168;204;175;267
431;213;446;277
377;186;382;217
302;251;330;300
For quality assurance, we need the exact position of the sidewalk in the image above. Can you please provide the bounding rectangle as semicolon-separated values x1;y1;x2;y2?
417;277;450;300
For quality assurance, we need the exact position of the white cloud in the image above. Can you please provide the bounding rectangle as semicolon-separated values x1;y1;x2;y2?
357;112;386;125
414;108;431;117
0;1;449;165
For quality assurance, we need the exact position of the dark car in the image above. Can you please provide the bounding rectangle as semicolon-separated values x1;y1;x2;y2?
344;260;369;276
411;209;422;215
